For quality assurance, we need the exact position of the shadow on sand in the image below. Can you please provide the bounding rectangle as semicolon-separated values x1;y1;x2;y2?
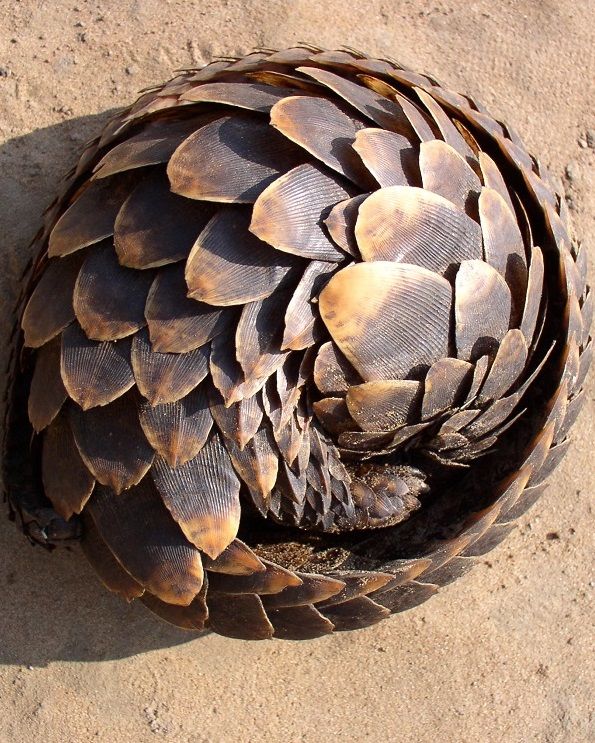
0;114;197;666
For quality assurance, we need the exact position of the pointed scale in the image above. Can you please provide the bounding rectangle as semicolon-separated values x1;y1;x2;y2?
179;81;295;111
207;558;302;595
296;66;416;135
276;456;308;505
167;114;306;203
22;251;86;348
455;260;512;361
131;328;209;405
519;246;545;349
372;580;438;614
274;411;307;467
352;129;419;188
319;262;452;381
209;324;246;406
421;358;474;420
270;95;372;187
236;290;291;382
320;571;395;607
186;207;303;305
276;351;314;430
355;186;482;274
207;593;273;640
312;397;357;437
478;151;515;215
69;391;154;493
477;329;528;403
60;323;135;410
28;337;67;432
223;426;279;516
478;187;528;321
151;432;241;559
346;380;423;432
313;340;362;395
202;539;265;576
92;117;211;179
268;604;334;640
305;428;333;512
145;263;232;353
324;194;368;257
87;478;204;605
42;410;95;520
48;173;134;257
138;384;213;468
208;386;264;450
419;139;482;213
141;588;208;631
414;87;476;161
80;513;145;601
261;573;346;609
114;170;217;269
282;260;337;350
321;596;390;631
250;163;351;261
73;242;154;341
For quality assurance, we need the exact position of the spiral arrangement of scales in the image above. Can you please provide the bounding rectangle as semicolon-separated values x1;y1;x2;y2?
3;46;590;640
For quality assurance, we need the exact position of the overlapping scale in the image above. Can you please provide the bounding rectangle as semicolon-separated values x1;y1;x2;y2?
270;96;372;187
419;139;481;212
282;260;336;350
73;241;154;341
48;174;133;257
455;260;512;360
87;478;204;605
114;170;216;268
353;129;419;188
60;324;135;410
152;433;241;559
22;252;86;348
80;513;145;601
355;185;482;273
319;262;452;380
91;117;208;179
42;411;95;520
178;81;294;111
131;328;209;405
28;337;67;432
186;208;302;305
138;385;213;468
69;391;154;493
250;163;351;261
346;380;422;431
167;114;306;203
145;264;232;353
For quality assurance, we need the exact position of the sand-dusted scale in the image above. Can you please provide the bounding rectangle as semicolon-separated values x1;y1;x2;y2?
4;46;590;640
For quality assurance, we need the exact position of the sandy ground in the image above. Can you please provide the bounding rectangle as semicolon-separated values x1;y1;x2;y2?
0;2;593;742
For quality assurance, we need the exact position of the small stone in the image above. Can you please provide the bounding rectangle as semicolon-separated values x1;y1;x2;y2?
125;65;136;76
586;130;595;149
565;161;580;182
546;531;560;540
0;67;10;78
578;138;587;148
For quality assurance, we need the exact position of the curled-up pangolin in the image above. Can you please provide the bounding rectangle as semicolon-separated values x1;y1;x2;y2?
3;46;590;640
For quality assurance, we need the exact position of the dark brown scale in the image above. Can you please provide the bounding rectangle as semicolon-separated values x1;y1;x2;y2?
2;46;589;641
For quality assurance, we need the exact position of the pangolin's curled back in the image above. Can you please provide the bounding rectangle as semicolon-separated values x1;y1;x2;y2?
3;47;590;640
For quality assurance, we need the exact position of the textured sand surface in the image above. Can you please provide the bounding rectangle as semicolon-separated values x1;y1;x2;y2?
0;2;593;742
